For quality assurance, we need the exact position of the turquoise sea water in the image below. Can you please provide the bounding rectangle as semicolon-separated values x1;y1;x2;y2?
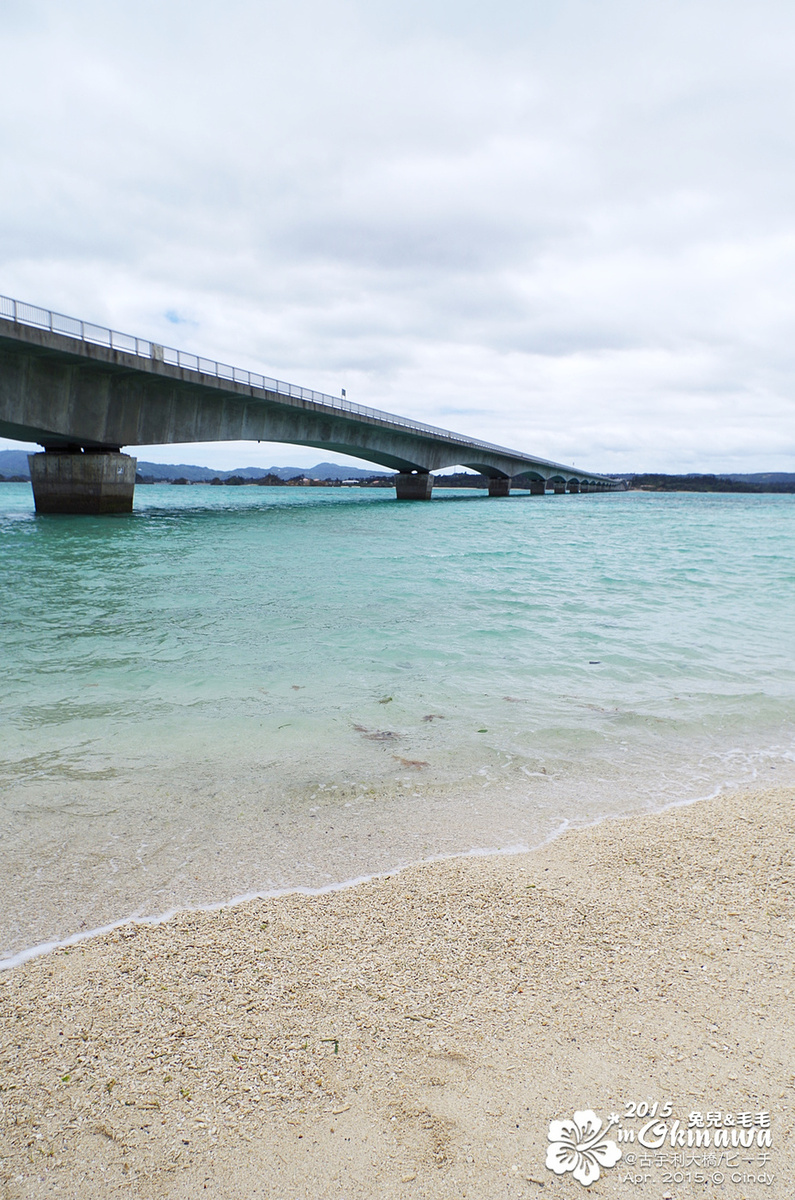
1;483;794;964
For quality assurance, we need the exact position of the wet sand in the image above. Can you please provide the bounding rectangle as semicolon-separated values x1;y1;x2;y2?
1;785;793;1198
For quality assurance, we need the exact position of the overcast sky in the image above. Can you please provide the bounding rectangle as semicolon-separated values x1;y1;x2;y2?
1;0;794;472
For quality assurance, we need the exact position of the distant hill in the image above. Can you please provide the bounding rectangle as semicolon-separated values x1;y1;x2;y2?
0;450;31;478
726;472;795;484
0;451;388;482
134;460;388;482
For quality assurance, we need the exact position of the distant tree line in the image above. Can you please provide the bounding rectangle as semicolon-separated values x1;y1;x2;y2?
625;474;795;493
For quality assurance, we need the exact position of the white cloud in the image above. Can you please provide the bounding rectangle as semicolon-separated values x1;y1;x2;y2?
1;0;794;471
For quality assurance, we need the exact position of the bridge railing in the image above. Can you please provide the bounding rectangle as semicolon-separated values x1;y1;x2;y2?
0;293;541;462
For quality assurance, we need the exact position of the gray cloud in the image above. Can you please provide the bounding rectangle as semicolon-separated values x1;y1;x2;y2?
1;0;794;471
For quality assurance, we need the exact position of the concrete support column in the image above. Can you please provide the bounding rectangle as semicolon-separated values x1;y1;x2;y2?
29;450;136;514
529;479;545;495
487;477;511;497
567;480;580;494
395;471;433;500
550;481;566;495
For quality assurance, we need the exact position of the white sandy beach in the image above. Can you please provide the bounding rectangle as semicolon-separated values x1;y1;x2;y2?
1;785;792;1199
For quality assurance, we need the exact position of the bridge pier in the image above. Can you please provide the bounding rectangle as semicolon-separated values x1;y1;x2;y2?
487;477;511;497
567;480;580;494
395;471;433;500
528;479;545;495
28;449;136;514
550;481;566;495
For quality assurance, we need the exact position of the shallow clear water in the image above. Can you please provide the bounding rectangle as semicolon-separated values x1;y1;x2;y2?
1;483;794;963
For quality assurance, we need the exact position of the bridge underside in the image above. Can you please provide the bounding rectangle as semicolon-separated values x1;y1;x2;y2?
1;323;617;512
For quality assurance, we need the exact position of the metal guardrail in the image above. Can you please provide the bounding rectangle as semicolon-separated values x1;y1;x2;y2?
0;293;546;465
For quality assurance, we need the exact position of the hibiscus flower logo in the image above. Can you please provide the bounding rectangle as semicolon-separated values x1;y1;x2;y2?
546;1109;622;1186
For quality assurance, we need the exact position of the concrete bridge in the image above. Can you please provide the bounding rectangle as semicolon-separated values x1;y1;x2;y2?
0;295;621;512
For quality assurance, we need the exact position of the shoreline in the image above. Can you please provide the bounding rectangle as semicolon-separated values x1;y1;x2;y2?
1;781;735;974
2;783;793;1198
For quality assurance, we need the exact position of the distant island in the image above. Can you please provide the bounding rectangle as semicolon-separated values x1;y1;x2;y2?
0;453;386;484
616;472;795;494
0;450;793;491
